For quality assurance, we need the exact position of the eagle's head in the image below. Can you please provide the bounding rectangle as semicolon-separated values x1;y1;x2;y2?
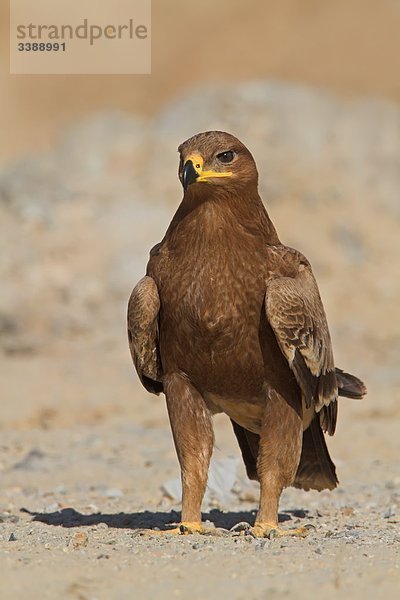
178;131;258;194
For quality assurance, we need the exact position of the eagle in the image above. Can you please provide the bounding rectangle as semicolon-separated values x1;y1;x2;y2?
128;131;366;538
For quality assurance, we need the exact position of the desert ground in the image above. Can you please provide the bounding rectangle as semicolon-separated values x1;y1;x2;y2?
1;2;400;599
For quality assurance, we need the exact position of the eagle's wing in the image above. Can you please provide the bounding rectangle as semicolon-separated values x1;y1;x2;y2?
127;275;163;394
265;253;338;435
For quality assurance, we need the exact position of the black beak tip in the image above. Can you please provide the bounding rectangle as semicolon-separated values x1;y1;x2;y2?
182;160;198;191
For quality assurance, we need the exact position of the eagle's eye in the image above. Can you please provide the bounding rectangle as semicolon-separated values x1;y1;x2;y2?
217;150;235;164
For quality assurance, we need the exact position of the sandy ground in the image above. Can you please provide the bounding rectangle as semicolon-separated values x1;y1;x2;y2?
1;343;399;600
1;81;400;598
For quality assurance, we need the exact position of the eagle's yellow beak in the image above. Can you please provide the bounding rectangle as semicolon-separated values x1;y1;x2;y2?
182;154;232;191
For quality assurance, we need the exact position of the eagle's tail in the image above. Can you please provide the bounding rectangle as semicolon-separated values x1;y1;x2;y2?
293;418;338;491
336;368;366;399
232;368;365;490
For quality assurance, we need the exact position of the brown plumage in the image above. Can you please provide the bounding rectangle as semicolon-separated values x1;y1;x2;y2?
128;131;366;537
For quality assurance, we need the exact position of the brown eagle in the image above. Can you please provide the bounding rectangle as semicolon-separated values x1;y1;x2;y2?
128;131;366;537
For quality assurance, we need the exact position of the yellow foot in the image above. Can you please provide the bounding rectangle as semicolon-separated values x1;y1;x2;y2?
139;521;205;536
250;522;314;539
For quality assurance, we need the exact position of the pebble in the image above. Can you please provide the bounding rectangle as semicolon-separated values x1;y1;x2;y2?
383;506;396;519
230;522;251;533
0;513;19;523
68;531;89;549
104;488;123;499
13;449;46;471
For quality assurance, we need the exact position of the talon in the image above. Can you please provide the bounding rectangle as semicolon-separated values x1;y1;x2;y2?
179;521;204;535
138;521;204;536
250;521;312;538
268;528;278;539
244;529;257;539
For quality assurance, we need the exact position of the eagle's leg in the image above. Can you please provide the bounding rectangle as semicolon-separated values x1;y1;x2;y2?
161;372;214;535
252;390;310;538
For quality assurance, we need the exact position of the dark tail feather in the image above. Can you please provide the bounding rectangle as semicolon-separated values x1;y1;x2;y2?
320;399;338;436
336;368;367;399
231;420;259;481
293;418;338;492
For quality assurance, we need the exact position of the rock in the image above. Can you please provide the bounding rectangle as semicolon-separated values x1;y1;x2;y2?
0;513;19;524
104;488;123;499
13;449;46;471
68;531;89;549
383;506;396;519
162;457;239;505
230;522;251;533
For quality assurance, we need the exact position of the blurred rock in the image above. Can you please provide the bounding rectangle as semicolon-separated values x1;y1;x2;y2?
12;449;46;471
163;457;239;505
68;531;89;550
0;82;399;389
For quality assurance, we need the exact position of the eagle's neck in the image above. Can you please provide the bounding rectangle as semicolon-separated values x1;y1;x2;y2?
165;186;280;248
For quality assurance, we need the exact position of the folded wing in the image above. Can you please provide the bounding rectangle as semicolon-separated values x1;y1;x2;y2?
127;275;163;394
265;256;338;434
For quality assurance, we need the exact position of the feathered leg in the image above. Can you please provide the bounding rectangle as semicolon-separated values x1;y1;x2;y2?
252;389;310;538
163;372;214;534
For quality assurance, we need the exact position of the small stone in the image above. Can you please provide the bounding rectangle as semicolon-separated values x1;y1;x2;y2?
341;506;355;517
255;540;269;550
0;513;19;524
8;532;17;542
230;522;251;533
203;527;229;537
104;488;123;499
383;506;396;519
68;531;89;549
13;449;46;471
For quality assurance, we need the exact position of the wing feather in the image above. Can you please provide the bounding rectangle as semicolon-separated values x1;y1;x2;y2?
265;254;338;434
127;275;163;394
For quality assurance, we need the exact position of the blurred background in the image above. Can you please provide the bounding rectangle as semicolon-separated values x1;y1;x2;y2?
1;0;399;490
